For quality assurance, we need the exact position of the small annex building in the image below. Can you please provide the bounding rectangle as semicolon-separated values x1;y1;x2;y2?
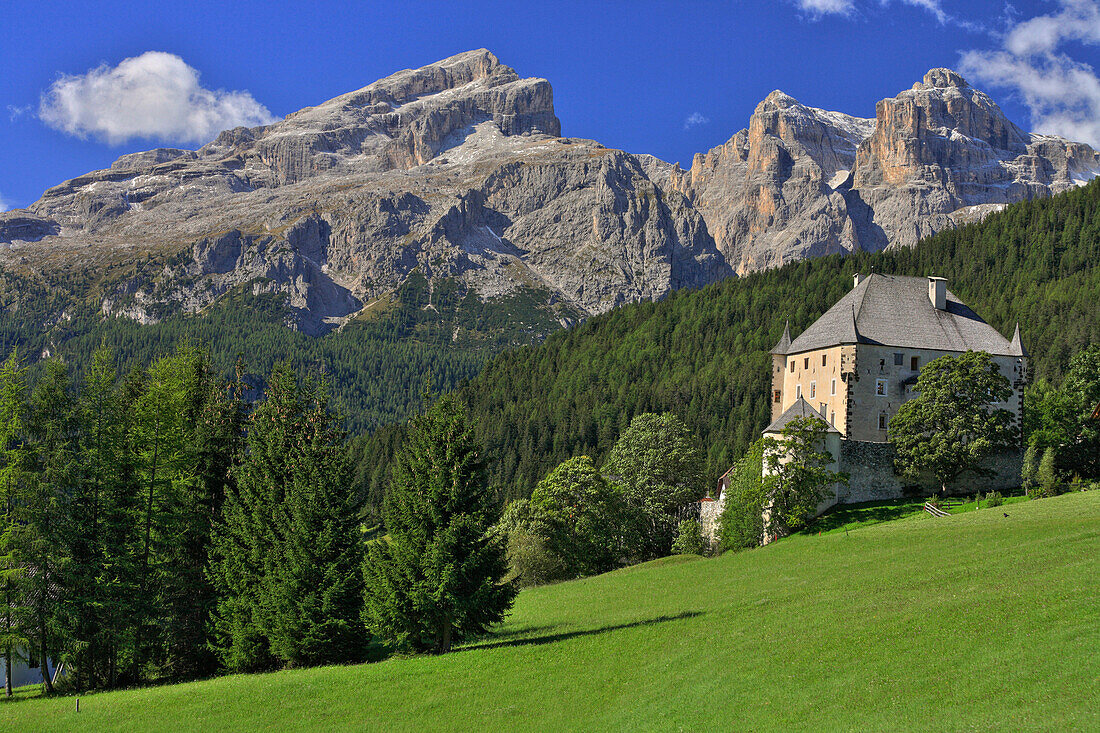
700;273;1028;545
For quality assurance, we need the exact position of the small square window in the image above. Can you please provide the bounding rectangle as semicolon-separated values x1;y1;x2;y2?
879;413;888;429
876;379;888;396
894;353;904;366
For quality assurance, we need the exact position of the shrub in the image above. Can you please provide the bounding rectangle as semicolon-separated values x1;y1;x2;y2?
984;491;1004;508
1037;446;1060;494
926;493;945;510
506;528;569;587
671;519;706;556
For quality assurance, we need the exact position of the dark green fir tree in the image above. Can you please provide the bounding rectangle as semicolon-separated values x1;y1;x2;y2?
364;394;515;654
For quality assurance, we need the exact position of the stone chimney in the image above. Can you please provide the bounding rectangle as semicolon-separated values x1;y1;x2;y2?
928;277;946;310
853;273;864;289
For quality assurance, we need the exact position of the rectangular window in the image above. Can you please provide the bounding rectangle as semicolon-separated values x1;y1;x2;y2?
822;354;827;367
876;378;888;396
894;352;904;366
829;410;836;425
911;356;919;371
796;384;802;399
831;379;837;396
804;357;809;369
820;402;827;417
774;390;781;403
810;382;816;398
790;361;795;373
879;413;888;429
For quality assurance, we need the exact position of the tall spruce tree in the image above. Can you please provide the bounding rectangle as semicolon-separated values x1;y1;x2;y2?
364;394;515;654
209;365;298;672
261;379;365;667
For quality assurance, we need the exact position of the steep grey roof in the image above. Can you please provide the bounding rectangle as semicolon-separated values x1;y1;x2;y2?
772;321;792;354
763;397;840;434
785;274;1023;356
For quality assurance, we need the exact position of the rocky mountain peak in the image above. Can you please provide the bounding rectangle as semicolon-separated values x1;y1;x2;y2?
920;67;969;89
756;90;802;114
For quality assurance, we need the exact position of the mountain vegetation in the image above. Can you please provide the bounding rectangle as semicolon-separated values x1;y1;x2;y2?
356;178;1100;507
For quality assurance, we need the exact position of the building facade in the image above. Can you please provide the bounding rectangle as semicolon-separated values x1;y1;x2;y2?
701;273;1028;547
770;273;1028;441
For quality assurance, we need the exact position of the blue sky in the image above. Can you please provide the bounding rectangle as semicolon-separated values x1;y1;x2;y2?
3;0;1100;211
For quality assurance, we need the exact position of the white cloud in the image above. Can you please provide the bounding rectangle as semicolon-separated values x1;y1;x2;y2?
39;51;277;146
683;112;710;130
0;191;11;212
794;0;856;17
959;0;1100;147
7;105;31;122
898;0;947;24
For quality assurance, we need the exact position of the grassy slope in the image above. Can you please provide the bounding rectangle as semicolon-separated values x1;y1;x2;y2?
8;491;1099;731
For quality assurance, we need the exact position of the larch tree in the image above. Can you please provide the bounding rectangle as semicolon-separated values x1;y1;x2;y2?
0;351;28;697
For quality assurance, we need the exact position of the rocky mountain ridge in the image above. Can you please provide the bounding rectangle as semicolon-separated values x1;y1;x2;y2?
2;53;1097;335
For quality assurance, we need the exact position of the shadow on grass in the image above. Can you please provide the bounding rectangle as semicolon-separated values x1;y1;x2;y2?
459;611;704;653
806;499;926;534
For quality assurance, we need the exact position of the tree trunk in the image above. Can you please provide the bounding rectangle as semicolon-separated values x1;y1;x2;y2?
4;647;11;697
440;623;452;655
39;622;53;694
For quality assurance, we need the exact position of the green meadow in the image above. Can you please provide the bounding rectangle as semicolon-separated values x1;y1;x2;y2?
6;491;1099;732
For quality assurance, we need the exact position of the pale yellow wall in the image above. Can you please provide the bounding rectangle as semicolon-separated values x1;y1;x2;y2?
778;345;846;431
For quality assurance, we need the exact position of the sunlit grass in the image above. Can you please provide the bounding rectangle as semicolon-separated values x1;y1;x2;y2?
6;491;1099;731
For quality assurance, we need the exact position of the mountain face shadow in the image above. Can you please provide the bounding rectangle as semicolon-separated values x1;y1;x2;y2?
459;611;704;653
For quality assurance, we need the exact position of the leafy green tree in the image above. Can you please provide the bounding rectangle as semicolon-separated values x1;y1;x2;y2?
889;351;1019;494
717;439;768;551
1057;346;1100;478
528;456;637;577
492;499;567;587
364;394;515;654
671;519;705;556
63;346;141;689
762;416;847;537
603;413;705;558
1037;446;1060;495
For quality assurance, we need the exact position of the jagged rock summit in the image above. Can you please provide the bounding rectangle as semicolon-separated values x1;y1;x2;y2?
669;67;1100;273
2;58;1097;336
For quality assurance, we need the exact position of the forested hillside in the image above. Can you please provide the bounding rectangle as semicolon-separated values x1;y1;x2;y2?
0;272;571;433
357;179;1100;507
